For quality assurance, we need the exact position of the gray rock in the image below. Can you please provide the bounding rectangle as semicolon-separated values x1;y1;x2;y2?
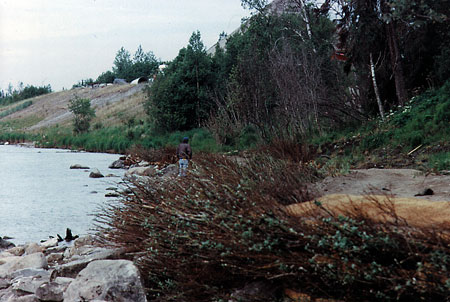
46;253;64;265
109;159;125;169
10;268;50;280
0;238;15;250
40;238;58;249
0;253;47;278
63;260;146;302
89;169;104;178
35;279;72;302
161;164;178;178
24;243;43;255
125;166;156;177
5;247;24;257
54;248;118;278
0;278;10;289
70;164;90;169
11;274;50;295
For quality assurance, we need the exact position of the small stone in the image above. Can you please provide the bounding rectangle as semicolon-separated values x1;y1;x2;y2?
70;164;90;169
415;188;434;196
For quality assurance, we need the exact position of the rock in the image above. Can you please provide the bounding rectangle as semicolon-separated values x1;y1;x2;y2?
10;268;50;280
5;247;24;257
73;236;96;249
0;278;10;289
105;192;120;198
160;164;178;178
0;238;15;250
125;166;156;177
415;188;434;196
24;243;44;255
0;253;48;278
46;253;64;265
40;238;58;249
109;159;125;169
35;278;72;302
63;260;147;302
89;169;104;178
11;274;50;295
55;247;118;278
70;164;90;169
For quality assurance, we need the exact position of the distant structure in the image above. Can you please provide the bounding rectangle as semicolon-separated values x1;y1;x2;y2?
131;77;149;85
113;78;127;85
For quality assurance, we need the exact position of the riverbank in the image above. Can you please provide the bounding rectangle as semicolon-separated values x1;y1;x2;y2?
0;235;146;301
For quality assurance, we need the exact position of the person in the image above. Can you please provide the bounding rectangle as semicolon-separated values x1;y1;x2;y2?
176;137;192;177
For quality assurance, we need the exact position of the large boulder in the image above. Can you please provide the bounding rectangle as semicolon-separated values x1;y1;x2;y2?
63;260;147;302
125;166;156;177
0;253;47;278
109;159;125;169
89;168;104;178
35;277;73;302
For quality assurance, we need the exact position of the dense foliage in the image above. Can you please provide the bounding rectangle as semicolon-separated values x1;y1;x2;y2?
146;31;216;132
145;0;449;146
0;84;51;106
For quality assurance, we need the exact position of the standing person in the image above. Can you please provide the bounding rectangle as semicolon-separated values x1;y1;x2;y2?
176;137;192;177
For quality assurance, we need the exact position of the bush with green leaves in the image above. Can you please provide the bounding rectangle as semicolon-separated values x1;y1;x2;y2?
68;97;95;134
94;149;449;301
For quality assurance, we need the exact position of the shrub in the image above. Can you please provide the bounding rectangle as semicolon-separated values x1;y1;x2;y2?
68;97;95;134
95;153;449;301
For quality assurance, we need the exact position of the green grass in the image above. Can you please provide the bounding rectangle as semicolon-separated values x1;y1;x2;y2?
0;100;33;118
310;81;450;170
29;124;221;154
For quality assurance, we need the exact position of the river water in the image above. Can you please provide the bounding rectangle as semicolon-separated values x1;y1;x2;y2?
0;145;124;245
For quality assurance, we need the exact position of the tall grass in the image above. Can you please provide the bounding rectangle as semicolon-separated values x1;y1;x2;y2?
33;125;221;154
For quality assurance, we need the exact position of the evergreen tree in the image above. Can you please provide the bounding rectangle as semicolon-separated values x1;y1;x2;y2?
146;31;214;132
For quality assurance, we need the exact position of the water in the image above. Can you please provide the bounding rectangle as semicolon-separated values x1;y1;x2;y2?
0;145;125;245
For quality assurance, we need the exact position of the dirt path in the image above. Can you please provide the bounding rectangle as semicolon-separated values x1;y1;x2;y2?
313;168;450;202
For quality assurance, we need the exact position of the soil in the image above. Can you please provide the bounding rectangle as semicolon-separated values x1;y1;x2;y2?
313;168;450;202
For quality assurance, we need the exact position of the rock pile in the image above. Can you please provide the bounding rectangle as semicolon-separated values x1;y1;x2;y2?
0;236;147;302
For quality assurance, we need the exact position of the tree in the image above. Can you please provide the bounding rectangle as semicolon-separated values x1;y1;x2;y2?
146;31;215;132
323;0;449;107
96;71;115;84
113;47;132;80
68;97;95;133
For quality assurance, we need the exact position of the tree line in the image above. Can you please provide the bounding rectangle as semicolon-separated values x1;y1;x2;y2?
0;83;52;106
73;45;161;88
145;0;449;145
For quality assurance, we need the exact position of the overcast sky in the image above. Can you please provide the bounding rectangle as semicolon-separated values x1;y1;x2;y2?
0;0;251;91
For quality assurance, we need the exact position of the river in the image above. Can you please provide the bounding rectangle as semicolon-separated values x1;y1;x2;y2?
0;145;124;245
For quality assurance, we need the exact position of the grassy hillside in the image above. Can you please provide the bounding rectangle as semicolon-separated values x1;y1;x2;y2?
313;82;450;172
0;84;147;132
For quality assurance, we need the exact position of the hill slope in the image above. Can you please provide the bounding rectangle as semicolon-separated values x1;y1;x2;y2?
0;84;148;132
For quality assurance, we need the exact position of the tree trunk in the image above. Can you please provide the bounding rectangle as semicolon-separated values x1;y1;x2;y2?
370;53;385;121
386;22;408;106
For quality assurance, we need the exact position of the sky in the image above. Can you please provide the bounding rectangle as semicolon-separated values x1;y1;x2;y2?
0;0;251;91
